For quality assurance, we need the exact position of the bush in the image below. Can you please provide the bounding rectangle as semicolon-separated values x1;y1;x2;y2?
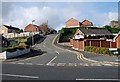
85;46;111;55
6;47;17;52
9;44;17;47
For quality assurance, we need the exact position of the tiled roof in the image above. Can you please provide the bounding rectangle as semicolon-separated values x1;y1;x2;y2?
4;25;19;30
80;29;113;35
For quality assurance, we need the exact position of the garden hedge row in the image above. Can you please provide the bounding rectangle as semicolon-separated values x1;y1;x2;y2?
84;46;112;55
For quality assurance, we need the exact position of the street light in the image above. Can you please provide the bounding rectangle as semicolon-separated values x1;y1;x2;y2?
32;20;35;46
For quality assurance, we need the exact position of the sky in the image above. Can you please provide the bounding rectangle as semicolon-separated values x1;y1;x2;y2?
1;1;118;31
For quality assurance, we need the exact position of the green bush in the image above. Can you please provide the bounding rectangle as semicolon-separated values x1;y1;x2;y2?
85;46;111;55
9;44;17;47
6;47;17;52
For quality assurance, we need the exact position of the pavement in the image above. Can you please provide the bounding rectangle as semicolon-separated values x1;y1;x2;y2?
54;34;120;66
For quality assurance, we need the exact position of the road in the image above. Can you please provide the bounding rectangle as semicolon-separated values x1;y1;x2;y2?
1;34;119;81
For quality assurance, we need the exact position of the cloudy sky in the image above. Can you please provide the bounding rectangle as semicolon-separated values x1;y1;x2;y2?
1;1;118;30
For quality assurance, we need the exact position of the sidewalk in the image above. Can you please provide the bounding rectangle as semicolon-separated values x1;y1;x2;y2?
56;42;119;64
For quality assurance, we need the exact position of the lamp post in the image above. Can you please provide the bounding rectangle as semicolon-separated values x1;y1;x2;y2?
32;20;35;46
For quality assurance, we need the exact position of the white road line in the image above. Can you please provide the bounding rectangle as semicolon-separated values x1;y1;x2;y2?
68;63;77;66
26;63;33;65
43;45;46;47
17;63;24;65
44;42;46;44
57;63;66;66
47;63;55;66
76;78;119;81
46;56;57;65
56;51;59;54
0;74;39;79
36;64;44;65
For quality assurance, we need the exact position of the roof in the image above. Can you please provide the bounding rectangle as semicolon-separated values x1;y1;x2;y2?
65;18;80;23
3;25;19;30
113;31;120;41
82;20;92;23
81;20;93;26
80;29;113;35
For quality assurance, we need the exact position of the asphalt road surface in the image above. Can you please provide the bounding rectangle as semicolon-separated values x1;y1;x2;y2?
1;34;119;81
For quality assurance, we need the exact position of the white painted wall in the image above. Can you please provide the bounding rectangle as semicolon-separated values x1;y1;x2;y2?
0;48;30;60
3;32;40;38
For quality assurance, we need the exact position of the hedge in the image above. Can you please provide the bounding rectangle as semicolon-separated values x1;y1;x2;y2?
85;46;111;55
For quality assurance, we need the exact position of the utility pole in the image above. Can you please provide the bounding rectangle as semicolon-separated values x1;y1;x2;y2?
32;20;35;46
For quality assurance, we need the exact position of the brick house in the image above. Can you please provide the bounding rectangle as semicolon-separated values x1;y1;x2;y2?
65;18;93;28
2;25;20;33
65;18;80;28
24;24;39;32
81;20;93;27
0;25;8;34
70;29;120;51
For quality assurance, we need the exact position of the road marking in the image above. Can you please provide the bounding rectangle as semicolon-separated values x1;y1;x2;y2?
44;42;46;44
26;63;33;65
36;64;44;65
56;51;59;54
82;63;89;66
47;63;55;66
46;56;57;65
0;74;39;79
43;45;46;47
68;63;77;66
17;63;24;65
57;63;66;66
76;78;119;81
90;63;101;66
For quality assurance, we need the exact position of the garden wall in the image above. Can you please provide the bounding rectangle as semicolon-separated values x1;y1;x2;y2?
0;48;30;60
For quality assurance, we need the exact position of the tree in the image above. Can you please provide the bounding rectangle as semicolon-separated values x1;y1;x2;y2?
19;29;23;33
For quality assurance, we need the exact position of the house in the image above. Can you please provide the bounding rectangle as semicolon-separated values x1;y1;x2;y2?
65;18;80;28
70;29;120;51
24;24;39;32
81;20;93;27
38;23;50;34
65;18;93;28
3;25;20;33
0;25;8;34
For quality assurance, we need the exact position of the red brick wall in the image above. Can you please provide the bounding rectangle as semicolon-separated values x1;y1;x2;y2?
70;39;73;45
101;41;110;48
115;34;120;48
25;24;39;32
84;40;116;48
81;20;93;26
91;40;100;47
66;18;80;28
84;40;90;46
111;42;116;48
78;40;84;51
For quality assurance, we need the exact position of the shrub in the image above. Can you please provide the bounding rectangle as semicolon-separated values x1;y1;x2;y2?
6;47;17;52
9;44;17;47
85;46;111;55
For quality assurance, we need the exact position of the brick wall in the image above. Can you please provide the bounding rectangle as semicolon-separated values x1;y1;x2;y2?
70;39;73;45
85;40;116;48
78;40;84;51
115;34;120;48
81;20;93;26
25;24;39;32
